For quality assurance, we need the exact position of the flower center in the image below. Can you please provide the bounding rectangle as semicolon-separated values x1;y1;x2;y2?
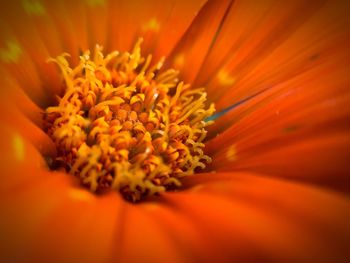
43;39;215;201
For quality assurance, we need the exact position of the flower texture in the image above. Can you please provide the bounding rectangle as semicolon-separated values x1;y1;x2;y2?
0;0;350;263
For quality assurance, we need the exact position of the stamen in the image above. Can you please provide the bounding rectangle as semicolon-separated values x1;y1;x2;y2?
44;39;215;201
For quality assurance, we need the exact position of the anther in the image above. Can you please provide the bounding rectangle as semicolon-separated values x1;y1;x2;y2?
44;39;215;201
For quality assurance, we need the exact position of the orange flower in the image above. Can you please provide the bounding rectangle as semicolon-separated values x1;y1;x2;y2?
0;0;350;262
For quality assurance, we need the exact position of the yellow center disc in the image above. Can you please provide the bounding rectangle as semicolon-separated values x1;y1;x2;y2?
44;39;215;201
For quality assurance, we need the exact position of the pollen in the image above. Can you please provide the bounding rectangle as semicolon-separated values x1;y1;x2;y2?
226;144;237;162
173;53;185;69
43;39;215;202
142;18;161;32
13;133;25;161
217;69;236;86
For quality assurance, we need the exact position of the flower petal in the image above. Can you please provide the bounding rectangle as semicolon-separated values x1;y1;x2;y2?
29;192;124;263
206;52;350;191
106;0;208;61
0;172;74;262
0;94;56;158
139;201;227;262
0;122;55;192
118;202;190;263
164;0;234;83
0;2;62;104
212;132;350;192
195;0;326;93
200;0;350;128
162;172;350;262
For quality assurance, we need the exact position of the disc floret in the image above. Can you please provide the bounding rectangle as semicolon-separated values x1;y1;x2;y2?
44;39;215;201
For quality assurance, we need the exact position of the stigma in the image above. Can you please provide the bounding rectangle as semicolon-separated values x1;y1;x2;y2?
43;39;215;202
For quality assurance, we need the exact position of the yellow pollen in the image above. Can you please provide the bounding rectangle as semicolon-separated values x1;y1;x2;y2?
142;18;161;32
173;53;185;69
226;144;237;161
44;38;215;201
69;189;93;202
217;69;236;86
13;133;25;161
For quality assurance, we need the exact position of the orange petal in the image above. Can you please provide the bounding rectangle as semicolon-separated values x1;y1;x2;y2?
106;0;208;61
205;50;350;191
0;2;62;101
0;172;74;262
118;202;189;263
200;0;350;103
28;192;123;263
139;201;227;263
164;0;233;83
163;172;350;262
0;98;55;158
211;132;350;192
0;122;55;192
196;0;325;92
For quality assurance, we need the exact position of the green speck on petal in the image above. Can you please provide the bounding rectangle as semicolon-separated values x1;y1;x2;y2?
283;124;302;133
86;0;106;7
22;0;46;16
0;40;22;63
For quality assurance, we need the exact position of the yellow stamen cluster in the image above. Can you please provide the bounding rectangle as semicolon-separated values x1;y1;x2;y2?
44;39;215;201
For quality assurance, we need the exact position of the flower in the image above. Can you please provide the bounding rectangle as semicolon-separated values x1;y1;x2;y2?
0;0;349;262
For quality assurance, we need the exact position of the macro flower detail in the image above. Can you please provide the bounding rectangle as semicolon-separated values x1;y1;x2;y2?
44;39;214;201
0;0;350;263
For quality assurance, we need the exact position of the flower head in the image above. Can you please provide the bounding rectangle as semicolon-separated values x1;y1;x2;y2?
44;39;214;201
0;0;350;262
